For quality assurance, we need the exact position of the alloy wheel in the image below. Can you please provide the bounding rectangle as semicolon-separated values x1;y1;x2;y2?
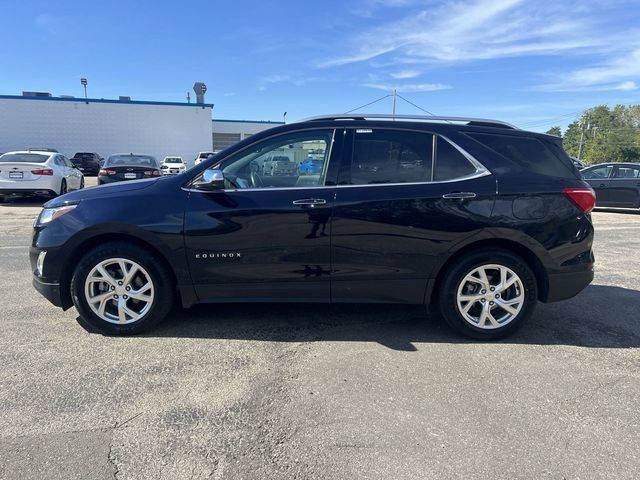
456;264;525;330
84;258;155;324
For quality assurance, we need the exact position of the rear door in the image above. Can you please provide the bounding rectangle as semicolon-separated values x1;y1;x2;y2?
330;128;496;304
581;164;613;205
608;164;640;207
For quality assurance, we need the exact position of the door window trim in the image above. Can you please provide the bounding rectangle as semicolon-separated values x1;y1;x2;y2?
184;126;491;193
337;127;491;189
611;164;640;180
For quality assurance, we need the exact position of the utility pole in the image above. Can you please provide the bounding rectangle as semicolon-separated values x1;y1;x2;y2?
283;112;287;124
392;89;397;115
80;78;88;104
577;113;590;162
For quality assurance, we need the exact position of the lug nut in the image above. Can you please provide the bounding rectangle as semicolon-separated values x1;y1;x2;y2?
125;286;130;291
495;294;500;298
490;287;495;292
481;298;486;303
481;289;486;294
111;286;115;291
118;281;123;286
114;294;119;299
489;301;494;305
123;295;128;300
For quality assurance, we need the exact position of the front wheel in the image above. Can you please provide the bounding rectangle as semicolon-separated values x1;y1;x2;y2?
438;250;538;340
71;242;174;334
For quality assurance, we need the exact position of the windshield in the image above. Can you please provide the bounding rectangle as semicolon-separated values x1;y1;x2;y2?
0;153;49;163
165;158;183;163
106;155;157;167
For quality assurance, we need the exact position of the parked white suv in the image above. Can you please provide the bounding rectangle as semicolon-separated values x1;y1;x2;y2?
0;150;84;201
160;156;186;175
193;151;216;166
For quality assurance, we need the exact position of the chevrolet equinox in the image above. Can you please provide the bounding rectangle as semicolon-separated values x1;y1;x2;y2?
31;114;595;339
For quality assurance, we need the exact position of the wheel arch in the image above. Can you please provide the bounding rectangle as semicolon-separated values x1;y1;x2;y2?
58;232;180;309
426;238;549;308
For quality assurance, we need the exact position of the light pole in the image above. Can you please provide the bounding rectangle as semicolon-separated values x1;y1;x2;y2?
283;112;287;124
80;78;88;104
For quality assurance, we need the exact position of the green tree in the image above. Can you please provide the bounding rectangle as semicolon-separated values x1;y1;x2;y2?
561;105;640;165
546;126;562;137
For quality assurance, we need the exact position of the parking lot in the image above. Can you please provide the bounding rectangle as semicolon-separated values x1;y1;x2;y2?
0;181;638;479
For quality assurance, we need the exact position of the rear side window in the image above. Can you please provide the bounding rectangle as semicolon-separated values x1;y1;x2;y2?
614;166;640;178
434;137;477;181
350;129;433;185
467;133;575;178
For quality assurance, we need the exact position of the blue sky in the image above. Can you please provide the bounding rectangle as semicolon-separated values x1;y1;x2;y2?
1;0;639;131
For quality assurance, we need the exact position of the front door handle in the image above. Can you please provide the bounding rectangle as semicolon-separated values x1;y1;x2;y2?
442;192;477;199
292;198;327;206
599;184;606;188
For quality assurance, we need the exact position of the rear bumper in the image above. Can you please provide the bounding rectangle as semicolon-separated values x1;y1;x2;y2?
32;275;66;308
0;188;57;196
543;267;594;303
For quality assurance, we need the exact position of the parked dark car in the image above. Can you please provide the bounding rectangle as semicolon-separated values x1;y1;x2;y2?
98;154;160;185
31;114;595;339
70;152;102;176
581;162;640;208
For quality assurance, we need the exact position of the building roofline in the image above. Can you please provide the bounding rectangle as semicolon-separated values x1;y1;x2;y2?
213;118;285;124
0;94;213;108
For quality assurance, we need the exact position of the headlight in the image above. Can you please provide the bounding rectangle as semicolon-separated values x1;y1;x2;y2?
37;204;78;225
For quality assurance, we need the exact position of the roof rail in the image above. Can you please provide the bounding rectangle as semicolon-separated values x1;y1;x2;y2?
299;114;517;129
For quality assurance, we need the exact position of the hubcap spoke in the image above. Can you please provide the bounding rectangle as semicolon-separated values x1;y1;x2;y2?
84;258;154;325
457;263;524;330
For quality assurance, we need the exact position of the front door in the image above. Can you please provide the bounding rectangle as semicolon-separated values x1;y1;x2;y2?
608;164;640;207
184;128;341;302
330;128;496;303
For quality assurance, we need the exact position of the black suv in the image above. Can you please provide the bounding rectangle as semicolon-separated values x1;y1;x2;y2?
30;114;595;339
70;152;102;176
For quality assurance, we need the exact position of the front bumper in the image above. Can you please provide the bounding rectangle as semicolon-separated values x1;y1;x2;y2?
32;275;66;308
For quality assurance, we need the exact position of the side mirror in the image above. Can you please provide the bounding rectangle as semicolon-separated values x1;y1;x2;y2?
194;169;225;191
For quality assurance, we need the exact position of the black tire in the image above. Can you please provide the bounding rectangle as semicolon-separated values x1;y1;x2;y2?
438;249;538;340
71;242;174;335
58;179;67;197
80;177;85;189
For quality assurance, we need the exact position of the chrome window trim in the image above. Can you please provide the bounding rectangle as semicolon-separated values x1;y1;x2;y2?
184;128;492;194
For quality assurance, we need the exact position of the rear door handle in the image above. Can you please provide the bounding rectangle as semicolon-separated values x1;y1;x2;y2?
292;198;327;206
599;184;606;188
442;192;477;199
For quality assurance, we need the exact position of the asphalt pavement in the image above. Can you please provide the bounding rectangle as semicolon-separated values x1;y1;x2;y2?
0;179;638;479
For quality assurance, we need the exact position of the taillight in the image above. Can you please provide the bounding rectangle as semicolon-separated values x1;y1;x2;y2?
31;169;54;176
563;187;596;212
144;170;160;176
99;169;116;176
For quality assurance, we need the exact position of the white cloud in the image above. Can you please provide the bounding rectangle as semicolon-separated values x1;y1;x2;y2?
534;48;640;92
319;0;637;68
223;92;236;97
363;82;451;92
390;70;421;79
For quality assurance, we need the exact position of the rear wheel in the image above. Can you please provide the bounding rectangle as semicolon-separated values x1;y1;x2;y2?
58;179;67;197
71;242;174;335
438;250;538;340
80;177;85;189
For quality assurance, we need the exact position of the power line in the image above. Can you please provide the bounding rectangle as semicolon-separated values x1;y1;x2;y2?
344;94;392;114
396;94;436;116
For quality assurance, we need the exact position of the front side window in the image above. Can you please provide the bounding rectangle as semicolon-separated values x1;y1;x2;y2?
349;129;433;185
220;130;333;189
582;165;613;179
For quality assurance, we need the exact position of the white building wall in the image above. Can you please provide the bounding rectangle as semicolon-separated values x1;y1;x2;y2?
0;97;213;164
